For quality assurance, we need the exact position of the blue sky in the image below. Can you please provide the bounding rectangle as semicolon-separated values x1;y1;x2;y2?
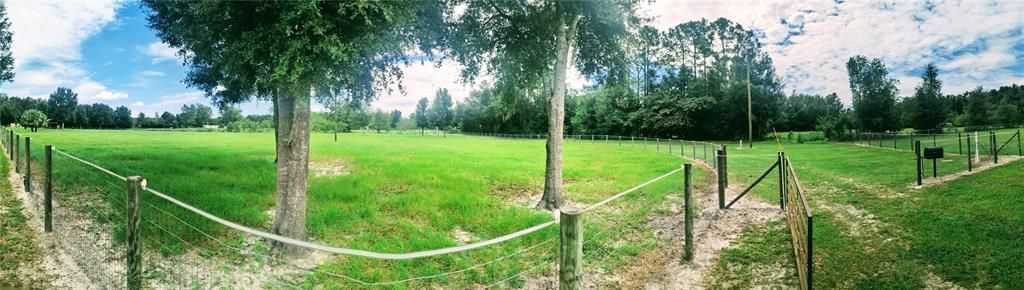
4;0;1024;116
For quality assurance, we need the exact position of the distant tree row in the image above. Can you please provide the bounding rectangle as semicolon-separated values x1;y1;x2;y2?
412;88;454;134
0;87;222;130
453;18;785;140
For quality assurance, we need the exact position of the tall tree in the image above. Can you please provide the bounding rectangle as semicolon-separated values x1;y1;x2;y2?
47;87;78;128
451;0;636;210
390;109;402;129
0;2;13;85
847;55;900;132
428;88;453;134
372;109;389;132
415;97;430;134
113;105;133;129
220;106;243;126
965;87;990;126
910;63;945;131
142;1;446;255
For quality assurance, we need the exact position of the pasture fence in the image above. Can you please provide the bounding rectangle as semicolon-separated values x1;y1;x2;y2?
462;132;722;168
0;126;722;289
848;129;1022;186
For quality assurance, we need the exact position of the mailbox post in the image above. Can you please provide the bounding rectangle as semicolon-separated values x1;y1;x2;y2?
923;146;944;178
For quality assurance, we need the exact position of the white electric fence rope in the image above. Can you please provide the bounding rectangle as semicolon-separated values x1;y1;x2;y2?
583;168;681;213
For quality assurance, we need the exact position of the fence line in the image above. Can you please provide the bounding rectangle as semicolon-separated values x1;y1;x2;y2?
782;154;813;290
13;133;687;288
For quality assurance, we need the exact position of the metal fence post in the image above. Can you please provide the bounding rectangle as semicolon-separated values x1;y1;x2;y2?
24;137;30;191
778;152;786;210
991;131;998;164
915;141;922;186
559;206;582;290
967;134;973;172
682;164;694;263
126;176;143;290
44;145;52;232
717;149;727;209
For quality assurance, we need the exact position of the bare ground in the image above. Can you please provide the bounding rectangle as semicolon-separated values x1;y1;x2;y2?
646;162;784;290
911;156;1021;189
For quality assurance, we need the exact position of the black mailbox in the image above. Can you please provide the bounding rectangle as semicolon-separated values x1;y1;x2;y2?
923;147;944;159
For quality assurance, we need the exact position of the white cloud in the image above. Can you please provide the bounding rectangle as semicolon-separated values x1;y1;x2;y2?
140;41;179;64
647;0;1024;104
5;0;124;100
372;60;490;114
74;80;127;102
138;70;167;78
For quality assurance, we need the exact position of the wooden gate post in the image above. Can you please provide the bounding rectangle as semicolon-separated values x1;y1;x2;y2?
44;145;52;232
126;176;143;290
559;206;583;290
682;164;694;263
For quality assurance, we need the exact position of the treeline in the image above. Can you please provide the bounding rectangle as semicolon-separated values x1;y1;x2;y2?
0;87;227;129
454;18;788;140
448;18;1024;140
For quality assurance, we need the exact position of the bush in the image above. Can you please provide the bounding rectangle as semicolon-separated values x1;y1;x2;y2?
20;109;47;132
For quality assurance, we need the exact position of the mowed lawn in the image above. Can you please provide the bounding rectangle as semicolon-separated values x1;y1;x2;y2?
15;129;703;288
714;140;1024;289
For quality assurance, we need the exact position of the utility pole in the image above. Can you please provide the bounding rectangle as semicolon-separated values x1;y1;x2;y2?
747;56;753;149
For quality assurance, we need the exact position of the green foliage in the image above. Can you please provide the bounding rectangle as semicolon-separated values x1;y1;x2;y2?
178;104;212;127
847;55;900;132
415;98;429;130
113;105;132;129
910;64;946;130
371;109;389;132
141;1;446;107
19;109;46;130
0;3;13;84
46;87;77;126
428;88;453;130
219;106;243;126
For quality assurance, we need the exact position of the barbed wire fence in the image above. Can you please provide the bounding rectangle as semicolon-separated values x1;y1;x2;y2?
2;127;737;289
462;132;722;169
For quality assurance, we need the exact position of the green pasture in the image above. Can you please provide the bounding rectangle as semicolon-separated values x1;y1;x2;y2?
11;129;706;288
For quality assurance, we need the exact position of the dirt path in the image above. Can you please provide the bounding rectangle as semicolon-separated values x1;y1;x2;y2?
646;162;784;290
912;156;1021;189
6;164;96;289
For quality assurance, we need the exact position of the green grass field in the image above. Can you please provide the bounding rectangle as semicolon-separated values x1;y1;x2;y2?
710;139;1024;289
13;129;706;288
8;128;1022;289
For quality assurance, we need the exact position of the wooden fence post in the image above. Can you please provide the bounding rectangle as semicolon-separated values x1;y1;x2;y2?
24;137;30;191
559;206;582;290
682;164;694;263
14;134;19;173
44;145;52;232
1018;130;1022;156
126;176;143;290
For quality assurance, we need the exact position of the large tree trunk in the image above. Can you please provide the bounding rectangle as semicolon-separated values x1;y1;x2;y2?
537;15;579;211
271;86;311;257
273;97;280;163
